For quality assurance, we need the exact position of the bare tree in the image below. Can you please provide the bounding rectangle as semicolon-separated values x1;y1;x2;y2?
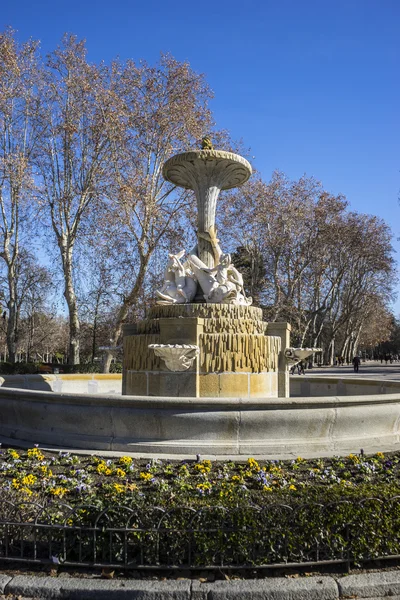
222;172;396;363
98;54;214;371
35;34;114;364
0;29;42;362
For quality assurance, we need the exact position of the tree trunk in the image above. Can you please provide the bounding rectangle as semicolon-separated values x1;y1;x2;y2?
6;301;17;364
326;337;335;366
92;314;97;364
61;243;80;365
103;350;114;374
102;256;150;373
6;266;18;364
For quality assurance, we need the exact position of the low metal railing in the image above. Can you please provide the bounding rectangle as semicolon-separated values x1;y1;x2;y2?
0;497;399;570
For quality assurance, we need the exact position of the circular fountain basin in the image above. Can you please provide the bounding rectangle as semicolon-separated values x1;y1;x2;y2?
162;149;252;191
0;381;400;458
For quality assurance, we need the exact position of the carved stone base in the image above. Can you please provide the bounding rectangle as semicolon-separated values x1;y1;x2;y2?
122;304;285;398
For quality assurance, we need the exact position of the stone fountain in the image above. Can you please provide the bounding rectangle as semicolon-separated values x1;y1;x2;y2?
122;143;290;399
3;140;390;458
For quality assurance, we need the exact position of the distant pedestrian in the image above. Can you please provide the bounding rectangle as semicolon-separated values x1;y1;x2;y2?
297;361;305;375
352;356;361;373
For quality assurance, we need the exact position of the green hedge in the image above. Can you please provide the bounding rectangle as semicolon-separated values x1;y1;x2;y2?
0;362;122;374
0;362;40;374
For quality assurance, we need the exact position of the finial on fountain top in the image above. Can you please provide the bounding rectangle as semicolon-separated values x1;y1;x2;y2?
201;135;213;150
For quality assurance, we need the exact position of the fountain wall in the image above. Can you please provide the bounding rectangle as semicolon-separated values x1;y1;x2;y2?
1;386;400;457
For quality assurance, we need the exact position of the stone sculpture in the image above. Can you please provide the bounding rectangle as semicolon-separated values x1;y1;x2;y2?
156;250;197;305
190;253;250;305
201;135;214;150
149;344;199;371
156;141;253;306
284;348;322;366
188;230;251;305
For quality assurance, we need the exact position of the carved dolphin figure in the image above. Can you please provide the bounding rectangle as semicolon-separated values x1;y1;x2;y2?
156;250;197;305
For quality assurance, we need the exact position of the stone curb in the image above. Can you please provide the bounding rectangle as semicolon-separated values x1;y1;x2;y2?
191;577;338;599
0;575;11;593
2;571;400;599
337;570;400;597
4;575;191;599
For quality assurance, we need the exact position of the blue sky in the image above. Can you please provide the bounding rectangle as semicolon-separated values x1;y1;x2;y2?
3;0;400;311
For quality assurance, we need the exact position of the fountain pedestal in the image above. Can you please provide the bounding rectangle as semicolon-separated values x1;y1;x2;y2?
123;304;283;398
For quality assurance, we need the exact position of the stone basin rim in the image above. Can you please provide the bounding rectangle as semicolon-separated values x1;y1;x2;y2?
2;381;400;458
162;149;252;190
2;386;400;409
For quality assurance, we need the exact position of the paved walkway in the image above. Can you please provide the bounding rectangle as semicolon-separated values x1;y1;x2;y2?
293;360;400;381
1;570;400;598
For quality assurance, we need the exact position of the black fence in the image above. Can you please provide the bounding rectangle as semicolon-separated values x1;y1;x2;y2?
0;497;399;570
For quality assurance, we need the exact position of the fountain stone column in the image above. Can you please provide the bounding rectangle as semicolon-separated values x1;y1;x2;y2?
163;150;252;267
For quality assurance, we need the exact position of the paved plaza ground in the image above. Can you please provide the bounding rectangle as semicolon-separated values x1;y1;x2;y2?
294;360;400;381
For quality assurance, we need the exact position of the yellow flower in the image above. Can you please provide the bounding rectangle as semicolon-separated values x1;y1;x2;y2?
27;448;45;461
296;456;303;463
243;470;254;478
9;450;19;460
140;472;153;481
38;466;53;478
340;480;352;487
119;456;133;467
247;457;260;471
263;486;273;492
96;462;113;476
49;487;67;497
376;452;385;459
231;475;243;484
21;474;37;487
196;482;212;492
194;460;212;474
12;478;21;489
347;453;360;463
115;468;126;478
289;485;297;491
127;483;138;492
113;483;125;494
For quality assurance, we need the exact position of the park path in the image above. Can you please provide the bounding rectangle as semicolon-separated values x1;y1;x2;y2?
294;360;400;381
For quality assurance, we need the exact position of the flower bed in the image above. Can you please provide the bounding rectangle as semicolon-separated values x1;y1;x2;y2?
1;448;398;506
1;447;400;568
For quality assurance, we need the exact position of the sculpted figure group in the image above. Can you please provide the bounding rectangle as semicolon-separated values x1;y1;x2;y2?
156;229;252;306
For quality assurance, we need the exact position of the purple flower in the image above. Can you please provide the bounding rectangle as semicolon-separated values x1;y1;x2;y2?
75;483;88;493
